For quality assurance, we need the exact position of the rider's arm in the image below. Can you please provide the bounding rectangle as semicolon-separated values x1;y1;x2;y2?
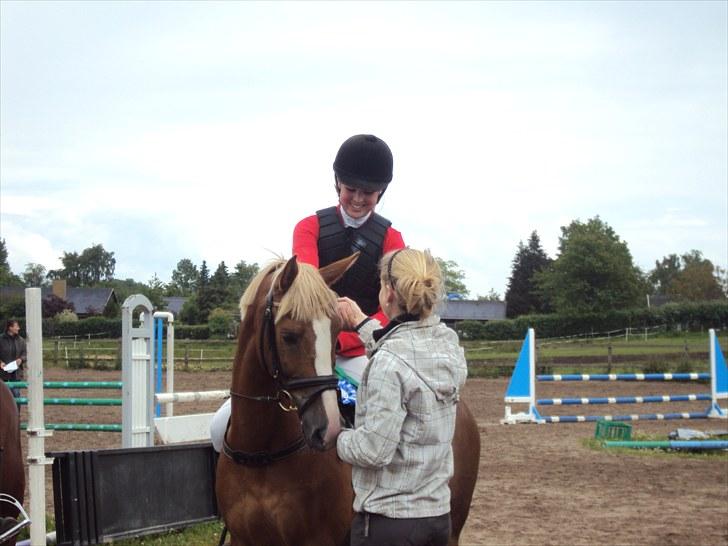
292;215;320;267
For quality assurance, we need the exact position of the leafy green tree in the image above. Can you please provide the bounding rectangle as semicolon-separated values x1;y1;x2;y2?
648;254;682;295
230;260;259;301
179;296;202;325
0;239;22;286
23;263;48;287
666;251;725;302
535;217;643;313
167;258;199;296
145;274;168;309
0;295;24;319
718;266;728;298
477;289;502;302
49;244;115;286
504;231;551;317
648;250;726;302
102;278;147;306
435;258;470;298
101;277;161;317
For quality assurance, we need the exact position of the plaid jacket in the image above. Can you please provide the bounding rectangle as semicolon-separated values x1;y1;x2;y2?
336;314;467;518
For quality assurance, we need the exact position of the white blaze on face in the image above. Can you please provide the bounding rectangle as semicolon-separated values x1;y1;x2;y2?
312;317;342;445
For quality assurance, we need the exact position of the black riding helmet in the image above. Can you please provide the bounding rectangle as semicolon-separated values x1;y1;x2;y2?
333;134;393;198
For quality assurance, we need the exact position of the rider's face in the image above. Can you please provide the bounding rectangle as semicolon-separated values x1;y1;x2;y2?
338;184;380;219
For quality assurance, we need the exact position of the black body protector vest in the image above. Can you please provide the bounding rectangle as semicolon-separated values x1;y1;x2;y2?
316;206;392;316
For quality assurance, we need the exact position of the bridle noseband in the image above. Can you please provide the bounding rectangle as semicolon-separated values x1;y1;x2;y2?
223;283;340;466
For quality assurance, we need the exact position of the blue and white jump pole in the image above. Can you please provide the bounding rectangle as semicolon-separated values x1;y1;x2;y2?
153;311;175;418
501;328;728;424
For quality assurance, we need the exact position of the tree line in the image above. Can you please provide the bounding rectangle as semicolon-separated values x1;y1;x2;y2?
503;217;727;318
0;241;260;326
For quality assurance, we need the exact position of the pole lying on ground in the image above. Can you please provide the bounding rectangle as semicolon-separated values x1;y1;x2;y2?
604;440;728;450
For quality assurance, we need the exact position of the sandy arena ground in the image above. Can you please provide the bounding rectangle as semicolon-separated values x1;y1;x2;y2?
17;369;728;546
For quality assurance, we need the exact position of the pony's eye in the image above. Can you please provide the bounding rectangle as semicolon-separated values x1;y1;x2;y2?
281;332;299;345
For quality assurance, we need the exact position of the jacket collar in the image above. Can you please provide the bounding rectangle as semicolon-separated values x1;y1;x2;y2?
372;313;441;345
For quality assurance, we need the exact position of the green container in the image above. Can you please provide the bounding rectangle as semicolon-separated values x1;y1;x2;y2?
594;420;632;441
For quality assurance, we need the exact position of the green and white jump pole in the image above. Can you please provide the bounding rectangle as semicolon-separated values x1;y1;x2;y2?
502;328;728;424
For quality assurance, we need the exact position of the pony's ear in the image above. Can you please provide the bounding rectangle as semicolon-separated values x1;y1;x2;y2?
275;256;299;294
319;252;360;287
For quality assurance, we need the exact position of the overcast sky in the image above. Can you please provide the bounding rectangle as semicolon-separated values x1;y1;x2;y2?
1;1;726;297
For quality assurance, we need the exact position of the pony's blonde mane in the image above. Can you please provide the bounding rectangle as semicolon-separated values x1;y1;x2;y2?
239;259;337;323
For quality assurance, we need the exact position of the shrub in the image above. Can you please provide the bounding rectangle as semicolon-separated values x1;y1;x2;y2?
0;295;24;321
55;309;79;323
42;294;74;318
208;308;234;338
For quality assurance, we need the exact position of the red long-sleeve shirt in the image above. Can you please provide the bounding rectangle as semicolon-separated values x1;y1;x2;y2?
292;207;405;357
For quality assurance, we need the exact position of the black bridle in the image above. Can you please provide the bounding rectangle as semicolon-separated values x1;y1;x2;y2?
223;283;340;466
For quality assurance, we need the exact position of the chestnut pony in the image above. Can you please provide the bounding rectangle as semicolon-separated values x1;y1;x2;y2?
216;255;480;546
0;380;26;546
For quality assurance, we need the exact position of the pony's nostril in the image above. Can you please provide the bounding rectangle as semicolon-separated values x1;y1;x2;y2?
313;426;326;446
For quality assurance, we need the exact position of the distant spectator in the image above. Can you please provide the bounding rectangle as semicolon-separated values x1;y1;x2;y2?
0;319;27;407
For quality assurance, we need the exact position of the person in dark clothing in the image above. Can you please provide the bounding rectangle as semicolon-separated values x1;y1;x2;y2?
0;319;27;407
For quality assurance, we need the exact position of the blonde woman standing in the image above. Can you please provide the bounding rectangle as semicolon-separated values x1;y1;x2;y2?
336;248;467;546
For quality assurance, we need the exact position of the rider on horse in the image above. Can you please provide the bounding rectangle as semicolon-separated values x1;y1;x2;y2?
292;134;405;409
210;134;404;448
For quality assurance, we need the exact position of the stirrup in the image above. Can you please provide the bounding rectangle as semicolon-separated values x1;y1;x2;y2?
0;493;30;543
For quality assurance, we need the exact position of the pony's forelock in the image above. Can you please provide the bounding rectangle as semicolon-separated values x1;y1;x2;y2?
278;262;337;323
239;260;284;320
238;259;337;323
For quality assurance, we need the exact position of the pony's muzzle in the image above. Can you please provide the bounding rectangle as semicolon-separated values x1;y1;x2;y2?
301;389;341;451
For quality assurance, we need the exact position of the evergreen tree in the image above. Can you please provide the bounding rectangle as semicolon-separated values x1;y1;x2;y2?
230;260;259;301
504;231;551;317
196;260;213;322
145;274;168;309
0;239;22;286
209;261;230;309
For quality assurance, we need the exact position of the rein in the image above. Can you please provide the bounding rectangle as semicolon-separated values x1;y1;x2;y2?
222;277;339;467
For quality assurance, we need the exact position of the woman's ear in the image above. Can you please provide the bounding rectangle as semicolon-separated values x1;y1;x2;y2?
384;284;396;306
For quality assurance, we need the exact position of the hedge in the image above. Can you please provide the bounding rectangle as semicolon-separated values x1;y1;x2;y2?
10;318;211;340
8;300;727;342
453;301;728;341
